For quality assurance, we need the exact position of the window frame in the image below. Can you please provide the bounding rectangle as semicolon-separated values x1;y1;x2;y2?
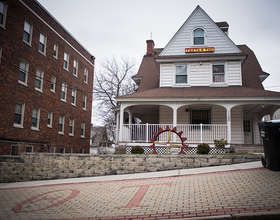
18;59;29;86
38;33;47;55
23;20;33;46
25;145;33;153
31;107;40;131
193;28;206;46
58;115;65;135
47;111;53;128
63;52;69;71
53;43;58;59
211;63;227;86
35;68;44;92
82;94;87;110
174;64;189;86
50;76;56;93
69;118;74;136
14;102;25;128
61;82;67;102
84;68;88;84
81;121;85;138
0;1;8;29
71;88;77;106
73;59;78;77
59;147;65;154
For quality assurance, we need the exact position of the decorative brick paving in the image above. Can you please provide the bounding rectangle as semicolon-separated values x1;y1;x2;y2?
0;168;280;220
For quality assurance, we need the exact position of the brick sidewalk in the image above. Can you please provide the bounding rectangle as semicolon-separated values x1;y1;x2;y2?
0;168;280;220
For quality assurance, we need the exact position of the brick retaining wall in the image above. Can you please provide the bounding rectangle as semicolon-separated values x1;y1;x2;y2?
0;153;262;183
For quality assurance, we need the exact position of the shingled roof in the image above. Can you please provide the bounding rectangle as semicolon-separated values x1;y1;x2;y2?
119;44;280;99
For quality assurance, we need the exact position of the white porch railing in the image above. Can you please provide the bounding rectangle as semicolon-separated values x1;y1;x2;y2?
121;124;227;143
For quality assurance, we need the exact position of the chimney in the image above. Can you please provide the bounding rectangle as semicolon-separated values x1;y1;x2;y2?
146;40;155;55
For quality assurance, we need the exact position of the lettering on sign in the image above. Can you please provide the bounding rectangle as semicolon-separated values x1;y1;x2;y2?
185;47;215;53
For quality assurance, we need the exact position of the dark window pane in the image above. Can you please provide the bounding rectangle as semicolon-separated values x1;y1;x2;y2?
14;114;21;124
23;32;30;42
176;75;187;84
59;124;62;132
35;79;41;89
194;37;204;45
32;117;37;127
19;71;26;82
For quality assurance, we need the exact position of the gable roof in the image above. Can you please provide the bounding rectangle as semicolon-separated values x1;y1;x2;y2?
117;45;280;100
159;5;241;56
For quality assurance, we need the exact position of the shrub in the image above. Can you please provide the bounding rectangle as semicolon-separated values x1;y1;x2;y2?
131;146;144;154
214;139;228;149
197;143;210;154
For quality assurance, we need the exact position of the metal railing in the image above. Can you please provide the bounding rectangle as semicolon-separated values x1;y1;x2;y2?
121;124;227;143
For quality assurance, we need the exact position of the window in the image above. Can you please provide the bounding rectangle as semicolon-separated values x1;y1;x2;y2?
69;119;74;136
58;115;65;134
73;60;78;77
68;148;73;153
84;68;88;83
61;82;67;102
31;107;40;130
11;145;19;155
193;28;204;45
0;1;7;28
175;65;188;84
18;60;29;85
71;89;76;106
23;21;32;45
47;111;53;128
82;95;87;110
190;109;211;124
25;146;33;153
39;33;47;54
81;122;85;137
80;148;84;154
50;76;56;93
212;64;225;83
35;69;44;92
63;52;69;70
50;147;56;153
53;44;58;58
59;147;65;154
14;102;25;128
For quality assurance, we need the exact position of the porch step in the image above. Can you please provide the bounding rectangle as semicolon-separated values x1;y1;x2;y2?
231;144;264;154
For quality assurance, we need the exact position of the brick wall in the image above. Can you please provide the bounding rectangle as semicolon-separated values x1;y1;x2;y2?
0;0;94;155
0;153;262;183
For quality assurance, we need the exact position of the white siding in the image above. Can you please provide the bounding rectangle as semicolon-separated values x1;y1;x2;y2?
212;105;226;124
160;64;173;87
159;106;173;124
254;113;261;144
231;106;243;144
227;61;242;86
177;106;190;124
160;10;240;56
189;62;210;86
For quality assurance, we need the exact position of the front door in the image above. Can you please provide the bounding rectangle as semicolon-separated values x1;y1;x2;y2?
243;119;253;144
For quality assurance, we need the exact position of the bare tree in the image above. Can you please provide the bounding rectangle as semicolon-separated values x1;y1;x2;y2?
93;56;137;141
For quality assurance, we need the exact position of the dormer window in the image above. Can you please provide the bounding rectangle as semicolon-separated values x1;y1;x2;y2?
193;28;204;45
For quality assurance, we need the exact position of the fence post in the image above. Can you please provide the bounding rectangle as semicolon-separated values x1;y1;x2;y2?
200;123;203;143
146;123;149;142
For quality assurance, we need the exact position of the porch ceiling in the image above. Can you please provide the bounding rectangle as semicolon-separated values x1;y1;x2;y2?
130;105;159;115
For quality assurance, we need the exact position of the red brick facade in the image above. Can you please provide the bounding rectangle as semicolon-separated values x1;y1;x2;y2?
0;0;94;155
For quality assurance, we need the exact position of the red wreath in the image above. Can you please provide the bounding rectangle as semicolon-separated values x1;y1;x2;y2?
149;126;188;154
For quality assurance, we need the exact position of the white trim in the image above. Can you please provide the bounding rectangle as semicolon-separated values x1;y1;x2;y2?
63;52;69;71
69;118;75;136
173;64;189;87
58;115;65;135
192;27;207;46
38;32;47;55
210;63;228;86
31;107;40;131
47;111;53;128
50;76;56;93
71;88;77;106
53;43;58;59
35;68;44;93
61;82;67;102
18;59;29;86
20;0;94;67
82;94;87;110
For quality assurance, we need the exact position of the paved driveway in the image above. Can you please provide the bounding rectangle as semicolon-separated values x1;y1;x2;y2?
0;162;280;220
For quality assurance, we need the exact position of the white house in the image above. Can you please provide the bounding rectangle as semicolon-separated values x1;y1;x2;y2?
115;6;280;153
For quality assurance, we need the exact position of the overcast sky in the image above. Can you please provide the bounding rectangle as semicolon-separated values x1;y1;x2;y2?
38;0;280;92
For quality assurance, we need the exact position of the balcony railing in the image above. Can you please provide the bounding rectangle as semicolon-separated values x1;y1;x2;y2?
121;124;227;143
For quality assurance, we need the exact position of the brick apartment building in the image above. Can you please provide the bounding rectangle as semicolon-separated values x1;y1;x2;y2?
0;0;95;155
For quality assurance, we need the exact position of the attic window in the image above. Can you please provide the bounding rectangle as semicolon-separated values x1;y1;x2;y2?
193;29;204;45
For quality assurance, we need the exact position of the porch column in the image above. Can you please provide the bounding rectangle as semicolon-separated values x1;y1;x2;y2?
172;105;178;127
116;111;120;144
119;105;124;142
227;104;232;144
